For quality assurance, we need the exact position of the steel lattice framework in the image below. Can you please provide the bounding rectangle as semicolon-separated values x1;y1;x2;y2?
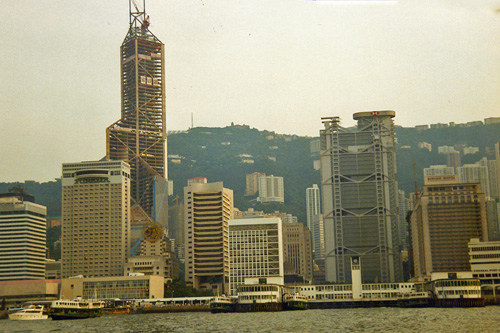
106;1;167;222
320;111;402;284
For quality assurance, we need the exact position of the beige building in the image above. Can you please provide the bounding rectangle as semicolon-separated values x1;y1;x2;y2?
282;222;313;283
245;172;265;196
468;238;500;298
61;275;164;300
228;218;284;295
410;175;488;279
184;182;233;293
0;279;60;308
61;160;131;278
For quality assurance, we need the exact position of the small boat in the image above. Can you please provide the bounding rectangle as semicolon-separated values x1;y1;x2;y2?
210;296;235;313
49;297;105;320
8;305;48;320
283;293;308;310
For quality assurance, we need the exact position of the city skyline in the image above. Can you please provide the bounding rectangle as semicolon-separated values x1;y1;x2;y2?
1;1;499;182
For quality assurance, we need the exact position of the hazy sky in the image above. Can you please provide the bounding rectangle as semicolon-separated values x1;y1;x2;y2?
1;0;500;182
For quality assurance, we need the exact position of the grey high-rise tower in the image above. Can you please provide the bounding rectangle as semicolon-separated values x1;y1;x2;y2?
320;111;402;283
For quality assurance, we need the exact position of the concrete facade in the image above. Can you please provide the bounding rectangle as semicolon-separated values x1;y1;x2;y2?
411;176;488;278
228;218;284;295
184;182;233;294
282;222;313;283
0;191;46;281
61;160;131;278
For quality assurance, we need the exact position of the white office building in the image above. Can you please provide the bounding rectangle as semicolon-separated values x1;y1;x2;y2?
0;189;47;281
228;218;283;295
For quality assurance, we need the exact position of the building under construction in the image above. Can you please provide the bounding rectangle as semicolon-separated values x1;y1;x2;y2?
106;1;167;226
320;111;402;284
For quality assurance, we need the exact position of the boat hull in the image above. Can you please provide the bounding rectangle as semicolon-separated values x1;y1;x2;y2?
50;309;103;320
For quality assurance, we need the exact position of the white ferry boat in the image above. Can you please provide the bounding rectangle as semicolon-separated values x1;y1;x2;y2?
8;305;48;320
50;297;105;320
283;293;308;310
209;296;235;313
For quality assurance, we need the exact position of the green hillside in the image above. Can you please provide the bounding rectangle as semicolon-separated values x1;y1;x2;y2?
2;122;500;222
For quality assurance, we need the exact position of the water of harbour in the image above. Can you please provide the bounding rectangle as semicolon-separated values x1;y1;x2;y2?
2;307;499;333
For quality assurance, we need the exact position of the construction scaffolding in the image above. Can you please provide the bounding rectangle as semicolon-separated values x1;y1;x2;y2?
320;111;402;283
106;1;167;226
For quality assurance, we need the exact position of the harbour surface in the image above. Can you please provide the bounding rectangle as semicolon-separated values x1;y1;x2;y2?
1;307;500;332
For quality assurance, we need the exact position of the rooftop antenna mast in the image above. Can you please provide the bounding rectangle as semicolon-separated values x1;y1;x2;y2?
129;0;149;31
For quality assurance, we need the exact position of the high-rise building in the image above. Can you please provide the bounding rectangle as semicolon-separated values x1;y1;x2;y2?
0;187;46;281
106;3;167;226
228;218;283;295
306;184;321;233
312;214;325;261
282;222;313;283
184;182;233;293
398;190;412;251
457;162;490;199
258;175;284;203
61;160;131;278
410;175;488;279
245;172;265;196
320;111;402;283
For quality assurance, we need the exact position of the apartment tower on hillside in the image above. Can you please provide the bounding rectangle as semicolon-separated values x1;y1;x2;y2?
106;1;168;227
184;182;233;294
320;111;402;283
61;161;131;278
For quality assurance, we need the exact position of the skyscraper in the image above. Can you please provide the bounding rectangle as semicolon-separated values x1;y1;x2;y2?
184;182;233;293
61;160;131;278
0;187;46;281
320;111;402;283
107;2;167;226
410;175;488;278
306;184;321;256
282;221;313;283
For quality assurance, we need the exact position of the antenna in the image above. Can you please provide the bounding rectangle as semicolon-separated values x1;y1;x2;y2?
191;112;194;129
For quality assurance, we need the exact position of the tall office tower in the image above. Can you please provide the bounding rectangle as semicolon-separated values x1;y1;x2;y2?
320;111;402;284
228;218;283;295
245;172;265;196
306;184;321;233
397;190;412;251
61;161;131;278
423;165;455;176
184;182;233;293
410;175;488;279
258;175;284;203
312;214;325;261
0;187;46;281
106;2;167;227
282;222;313;283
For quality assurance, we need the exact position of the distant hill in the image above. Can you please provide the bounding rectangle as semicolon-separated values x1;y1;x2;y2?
2;122;500;221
